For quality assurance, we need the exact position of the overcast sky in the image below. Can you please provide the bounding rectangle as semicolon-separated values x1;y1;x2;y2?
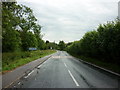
17;0;119;43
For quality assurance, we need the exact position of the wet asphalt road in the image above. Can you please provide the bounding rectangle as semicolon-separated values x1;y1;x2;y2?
13;51;119;88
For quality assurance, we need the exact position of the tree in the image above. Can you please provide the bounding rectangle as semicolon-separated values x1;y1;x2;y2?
20;31;37;51
45;41;58;50
2;2;43;52
58;41;66;50
66;18;120;64
2;2;21;52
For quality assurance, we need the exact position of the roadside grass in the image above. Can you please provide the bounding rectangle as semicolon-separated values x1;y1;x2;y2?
2;50;56;72
70;54;120;74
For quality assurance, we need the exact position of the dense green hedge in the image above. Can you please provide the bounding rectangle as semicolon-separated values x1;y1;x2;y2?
66;19;120;65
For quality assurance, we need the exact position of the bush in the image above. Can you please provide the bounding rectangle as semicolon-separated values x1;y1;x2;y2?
2;50;56;71
66;19;120;65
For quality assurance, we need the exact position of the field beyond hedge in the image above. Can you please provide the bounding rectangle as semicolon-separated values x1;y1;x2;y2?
2;50;56;73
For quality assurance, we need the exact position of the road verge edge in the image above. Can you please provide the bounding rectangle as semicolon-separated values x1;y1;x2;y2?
71;56;120;77
2;52;57;89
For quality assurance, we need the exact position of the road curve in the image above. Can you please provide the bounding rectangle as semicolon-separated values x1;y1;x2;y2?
12;51;119;88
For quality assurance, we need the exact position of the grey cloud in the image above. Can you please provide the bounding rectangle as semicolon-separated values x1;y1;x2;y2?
18;0;119;43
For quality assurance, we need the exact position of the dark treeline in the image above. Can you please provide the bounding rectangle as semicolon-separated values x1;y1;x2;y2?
45;40;66;50
2;2;65;52
66;19;120;65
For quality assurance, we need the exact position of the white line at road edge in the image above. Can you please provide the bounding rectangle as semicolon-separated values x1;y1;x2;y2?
37;64;42;68
38;57;51;68
43;57;51;64
18;82;21;85
68;70;79;86
24;70;34;78
64;63;67;68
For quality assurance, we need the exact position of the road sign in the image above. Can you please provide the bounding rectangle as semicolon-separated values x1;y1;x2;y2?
28;47;37;51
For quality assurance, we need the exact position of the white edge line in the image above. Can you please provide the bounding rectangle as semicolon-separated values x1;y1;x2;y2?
4;55;53;88
43;57;51;64
37;65;42;68
18;82;21;85
24;70;34;78
38;56;51;69
64;63;67;68
68;70;79;86
37;57;50;68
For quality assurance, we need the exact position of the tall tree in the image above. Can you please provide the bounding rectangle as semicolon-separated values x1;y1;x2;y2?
66;18;120;64
58;41;66;50
2;2;43;52
2;2;21;52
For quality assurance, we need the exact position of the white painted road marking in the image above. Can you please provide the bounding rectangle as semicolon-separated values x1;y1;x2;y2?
18;82;21;85
64;63;67;68
63;62;79;87
24;70;34;78
68;70;79;86
37;65;42;68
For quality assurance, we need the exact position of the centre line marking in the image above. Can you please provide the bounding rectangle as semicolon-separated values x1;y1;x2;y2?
68;70;79;86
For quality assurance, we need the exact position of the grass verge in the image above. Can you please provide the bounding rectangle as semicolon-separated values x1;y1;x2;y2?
2;50;56;72
70;54;120;74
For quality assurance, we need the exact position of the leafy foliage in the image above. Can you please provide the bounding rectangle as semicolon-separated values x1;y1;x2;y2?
58;41;66;50
2;2;44;52
66;19;120;65
45;41;59;50
2;50;56;71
